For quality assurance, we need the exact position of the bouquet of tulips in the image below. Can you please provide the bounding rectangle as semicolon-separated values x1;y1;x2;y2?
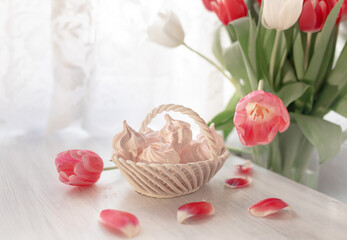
148;0;347;185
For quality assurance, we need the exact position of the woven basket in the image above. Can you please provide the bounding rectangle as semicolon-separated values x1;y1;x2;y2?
112;104;230;198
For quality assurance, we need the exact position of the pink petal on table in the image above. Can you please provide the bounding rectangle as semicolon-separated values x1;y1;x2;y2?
99;209;140;238
236;160;252;173
248;198;289;217
74;162;101;182
177;202;215;224
225;177;251;189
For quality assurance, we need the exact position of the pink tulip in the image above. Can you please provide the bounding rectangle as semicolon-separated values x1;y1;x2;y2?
55;150;104;186
233;90;290;147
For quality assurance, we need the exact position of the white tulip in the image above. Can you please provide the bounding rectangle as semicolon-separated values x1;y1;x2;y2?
262;0;303;30
147;11;185;48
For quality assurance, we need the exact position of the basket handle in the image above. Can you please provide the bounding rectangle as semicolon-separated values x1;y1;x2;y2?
139;104;218;159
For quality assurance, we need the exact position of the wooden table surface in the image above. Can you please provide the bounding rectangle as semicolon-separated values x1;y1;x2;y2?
1;132;347;240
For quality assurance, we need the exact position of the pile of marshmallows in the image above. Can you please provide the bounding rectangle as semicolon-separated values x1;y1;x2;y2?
112;115;226;164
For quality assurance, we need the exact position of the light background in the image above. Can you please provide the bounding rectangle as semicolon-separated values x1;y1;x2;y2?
0;0;346;201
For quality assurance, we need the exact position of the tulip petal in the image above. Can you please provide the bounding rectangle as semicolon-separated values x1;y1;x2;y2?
82;154;104;172
225;177;251;188
74;162;101;182
67;175;95;186
177;202;215;224
249;198;289;217
279;0;303;30
147;12;184;48
262;0;281;29
99;209;140;238
163;12;185;46
236;160;253;173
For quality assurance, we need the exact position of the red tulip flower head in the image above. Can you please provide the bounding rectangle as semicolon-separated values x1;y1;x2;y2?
299;0;329;32
257;0;262;6
233;90;290;147
202;0;215;11
211;0;248;25
55;150;104;186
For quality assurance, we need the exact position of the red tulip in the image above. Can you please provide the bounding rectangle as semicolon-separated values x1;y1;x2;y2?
211;0;248;25
202;0;215;11
257;0;262;5
55;149;104;186
299;0;329;32
233;90;290;147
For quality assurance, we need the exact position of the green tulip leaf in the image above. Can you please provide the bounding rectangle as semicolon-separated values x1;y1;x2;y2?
304;0;343;83
293;30;304;80
212;26;225;68
332;94;347;118
281;61;297;84
293;113;342;163
208;109;235;131
313;42;347;116
224;43;253;94
228;17;251;54
276;82;310;107
225;92;241;110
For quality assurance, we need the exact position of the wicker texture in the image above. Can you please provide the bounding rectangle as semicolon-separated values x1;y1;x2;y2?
112;104;230;198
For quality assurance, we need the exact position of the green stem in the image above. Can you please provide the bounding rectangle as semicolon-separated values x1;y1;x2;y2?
227;146;252;156
304;32;312;72
183;42;239;91
269;30;281;85
103;166;118;171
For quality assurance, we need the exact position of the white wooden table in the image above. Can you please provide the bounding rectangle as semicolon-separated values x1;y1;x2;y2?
1;132;347;240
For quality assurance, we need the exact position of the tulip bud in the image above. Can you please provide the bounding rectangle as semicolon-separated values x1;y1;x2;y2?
147;11;185;48
262;0;304;30
210;0;248;25
55;150;104;186
299;0;329;32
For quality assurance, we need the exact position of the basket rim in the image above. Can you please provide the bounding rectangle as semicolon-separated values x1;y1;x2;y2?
112;148;230;167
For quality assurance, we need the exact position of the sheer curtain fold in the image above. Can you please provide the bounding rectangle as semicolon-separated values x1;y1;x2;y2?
48;0;96;134
0;0;225;138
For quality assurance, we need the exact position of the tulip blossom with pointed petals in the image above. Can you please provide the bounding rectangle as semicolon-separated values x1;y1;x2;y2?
262;0;304;30
99;209;140;238
147;11;185;48
55;150;104;186
299;0;329;32
177;202;215;223
233;90;290;147
249;198;289;217
225;177;251;188
211;0;248;25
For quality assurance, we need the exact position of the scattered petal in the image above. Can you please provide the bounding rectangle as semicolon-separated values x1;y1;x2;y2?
248;198;289;217
99;209;140;238
177;202;215;224
236;160;253;173
225;177;251;189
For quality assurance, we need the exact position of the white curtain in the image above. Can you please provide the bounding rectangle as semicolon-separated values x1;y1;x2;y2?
0;0;229;139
